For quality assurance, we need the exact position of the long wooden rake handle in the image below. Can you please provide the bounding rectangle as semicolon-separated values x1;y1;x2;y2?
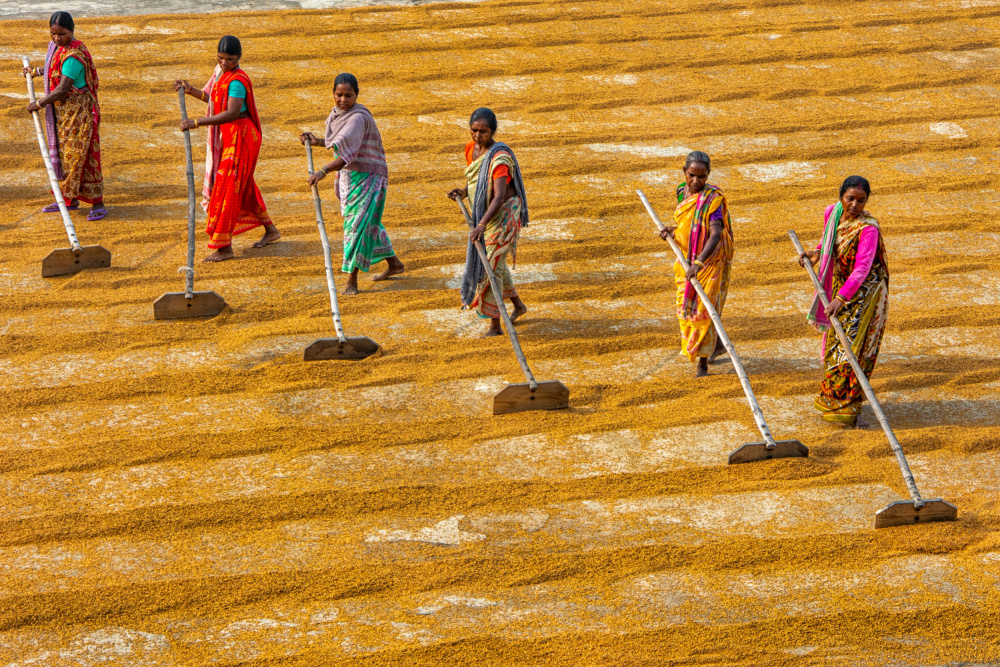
306;143;347;344
637;189;778;449
456;197;538;391
22;56;81;252
788;230;924;508
177;88;197;298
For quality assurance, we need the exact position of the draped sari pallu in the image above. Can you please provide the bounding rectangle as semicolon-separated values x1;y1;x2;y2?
205;69;271;250
46;40;103;204
672;184;734;361
812;206;889;415
200;66;222;211
465;147;521;319
324;103;395;273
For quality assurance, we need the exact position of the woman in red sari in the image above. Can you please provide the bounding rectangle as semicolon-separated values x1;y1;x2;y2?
174;36;279;262
23;11;106;220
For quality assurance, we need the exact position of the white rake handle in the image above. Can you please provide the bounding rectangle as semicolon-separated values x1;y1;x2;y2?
22;56;81;252
789;230;924;507
637;189;777;449
306;142;347;344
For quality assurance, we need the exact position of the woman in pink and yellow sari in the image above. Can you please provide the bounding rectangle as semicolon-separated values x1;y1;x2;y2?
798;176;889;425
659;151;734;377
23;11;106;220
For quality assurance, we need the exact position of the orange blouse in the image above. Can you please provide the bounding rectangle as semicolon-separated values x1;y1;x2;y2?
465;141;510;184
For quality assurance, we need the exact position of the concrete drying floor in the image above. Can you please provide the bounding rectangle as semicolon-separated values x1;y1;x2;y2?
1;0;999;664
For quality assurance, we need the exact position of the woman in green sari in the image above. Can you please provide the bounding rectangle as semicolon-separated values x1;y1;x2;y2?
302;73;404;295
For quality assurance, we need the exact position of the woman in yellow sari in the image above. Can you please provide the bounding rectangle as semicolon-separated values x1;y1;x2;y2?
659;151;734;377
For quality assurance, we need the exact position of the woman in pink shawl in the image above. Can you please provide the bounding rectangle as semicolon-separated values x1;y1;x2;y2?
798;176;889;425
300;73;404;295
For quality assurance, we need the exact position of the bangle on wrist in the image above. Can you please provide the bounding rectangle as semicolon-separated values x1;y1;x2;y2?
317;167;328;176
692;259;705;268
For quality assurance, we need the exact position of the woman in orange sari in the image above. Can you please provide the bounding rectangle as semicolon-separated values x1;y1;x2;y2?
174;36;279;262
23;11;106;220
659;151;734;377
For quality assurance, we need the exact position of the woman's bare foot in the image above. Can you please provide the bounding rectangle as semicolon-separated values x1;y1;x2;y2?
510;297;528;323
343;268;360;295
482;318;503;337
709;337;727;363
695;358;709;377
202;247;235;262
252;223;281;248
372;256;405;282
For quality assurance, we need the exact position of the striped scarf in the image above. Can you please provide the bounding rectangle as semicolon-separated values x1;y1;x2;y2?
807;202;884;332
676;183;729;317
807;202;843;331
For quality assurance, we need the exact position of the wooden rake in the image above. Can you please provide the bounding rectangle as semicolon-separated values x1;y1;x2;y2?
455;197;568;415
637;190;808;464
153;89;227;319
302;143;379;361
789;230;958;529
22;56;111;278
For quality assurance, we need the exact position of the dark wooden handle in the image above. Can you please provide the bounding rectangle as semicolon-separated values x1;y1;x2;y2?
178;88;197;297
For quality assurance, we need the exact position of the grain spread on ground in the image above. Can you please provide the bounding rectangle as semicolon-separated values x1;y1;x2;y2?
1;0;999;664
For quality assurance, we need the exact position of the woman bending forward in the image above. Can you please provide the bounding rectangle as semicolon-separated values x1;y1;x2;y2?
799;176;889;425
174;35;279;262
301;73;403;294
659;151;734;377
23;11;106;220
448;108;529;337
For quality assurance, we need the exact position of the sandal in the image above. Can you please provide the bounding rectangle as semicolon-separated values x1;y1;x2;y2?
43;202;79;213
87;208;108;221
